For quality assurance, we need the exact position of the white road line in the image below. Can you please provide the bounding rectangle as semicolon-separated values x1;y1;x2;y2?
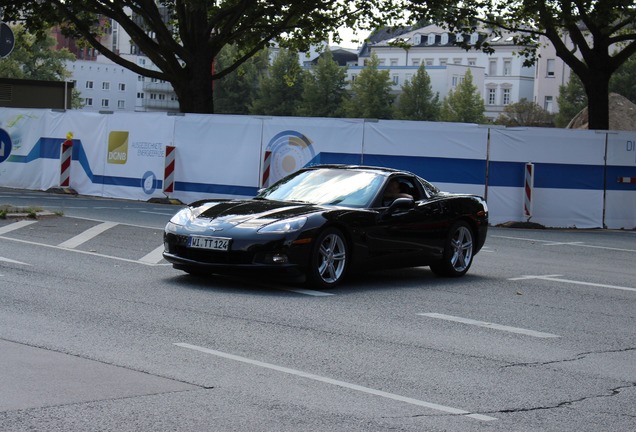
509;275;636;293
138;245;166;264
0;220;38;235
140;210;176;216
0;235;161;266
418;313;560;338
493;235;636;253
58;221;118;249
284;288;334;297
0;256;31;266
174;342;497;421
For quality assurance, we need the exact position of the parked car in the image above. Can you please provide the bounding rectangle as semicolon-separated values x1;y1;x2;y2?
163;164;488;288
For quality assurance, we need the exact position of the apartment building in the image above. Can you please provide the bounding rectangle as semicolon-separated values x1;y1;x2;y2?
357;24;536;120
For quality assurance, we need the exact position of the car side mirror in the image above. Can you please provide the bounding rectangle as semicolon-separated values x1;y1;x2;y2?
385;197;415;215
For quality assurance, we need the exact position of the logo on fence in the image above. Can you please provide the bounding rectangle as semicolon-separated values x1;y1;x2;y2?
0;128;11;164
107;131;129;164
262;130;315;187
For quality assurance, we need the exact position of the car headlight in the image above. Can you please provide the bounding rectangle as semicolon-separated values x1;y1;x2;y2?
257;216;307;234
169;207;194;226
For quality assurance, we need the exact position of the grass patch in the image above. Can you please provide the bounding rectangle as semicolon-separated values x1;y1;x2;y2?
0;205;45;219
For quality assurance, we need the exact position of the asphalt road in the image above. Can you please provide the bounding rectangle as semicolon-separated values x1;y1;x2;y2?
1;188;635;431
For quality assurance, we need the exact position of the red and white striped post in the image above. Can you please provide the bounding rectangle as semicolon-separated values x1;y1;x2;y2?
261;150;272;188
60;133;73;188
617;177;636;184
163;145;176;195
523;162;534;220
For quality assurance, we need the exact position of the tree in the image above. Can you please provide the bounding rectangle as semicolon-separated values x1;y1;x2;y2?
214;45;269;115
0;0;390;114
250;48;304;116
0;24;83;108
343;53;395;119
495;98;553;127
555;74;587;128
296;48;349;117
439;69;486;123
610;53;636;105
394;64;440;121
407;0;636;130
0;24;75;81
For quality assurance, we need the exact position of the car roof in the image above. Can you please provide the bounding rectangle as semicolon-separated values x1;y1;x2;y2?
304;164;414;177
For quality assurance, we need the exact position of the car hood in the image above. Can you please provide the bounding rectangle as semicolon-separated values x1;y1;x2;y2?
189;199;320;229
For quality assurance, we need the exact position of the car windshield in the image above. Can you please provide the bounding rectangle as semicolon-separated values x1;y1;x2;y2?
257;168;385;208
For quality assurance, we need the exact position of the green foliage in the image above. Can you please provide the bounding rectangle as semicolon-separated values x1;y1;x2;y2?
0;0;391;113
0;24;75;81
494;98;553;127
214;45;269;115
555;74;587;128
343;53;394;119
250;48;304;116
394;64;440;121
610;54;636;105
296;49;349;117
439;70;486;124
406;0;636;130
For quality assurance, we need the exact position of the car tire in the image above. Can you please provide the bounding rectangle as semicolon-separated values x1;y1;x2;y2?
307;227;348;289
430;221;474;277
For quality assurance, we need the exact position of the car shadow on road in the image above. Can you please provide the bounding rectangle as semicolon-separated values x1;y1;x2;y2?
163;266;492;296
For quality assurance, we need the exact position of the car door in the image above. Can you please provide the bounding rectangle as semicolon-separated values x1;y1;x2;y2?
365;176;449;266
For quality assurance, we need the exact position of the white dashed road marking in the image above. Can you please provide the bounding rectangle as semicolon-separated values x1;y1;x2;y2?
418;313;560;338
58;221;118;249
509;275;636;293
174;342;497;421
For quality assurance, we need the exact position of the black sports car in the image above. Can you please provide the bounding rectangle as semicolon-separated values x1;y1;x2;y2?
163;165;488;288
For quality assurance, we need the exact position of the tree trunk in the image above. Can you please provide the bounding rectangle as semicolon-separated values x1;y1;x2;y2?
173;55;216;114
582;71;610;130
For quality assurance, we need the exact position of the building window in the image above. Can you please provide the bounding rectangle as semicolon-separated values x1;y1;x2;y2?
117;100;125;109
427;34;435;45
468;58;476;66
119;83;126;91
440;33;449;44
405;73;413;83
544;95;554;112
86;81;93;89
102;82;110;90
392;75;399;85
101;99;109;108
425;58;434;66
84;98;93;107
452;76;459;87
488;88;497;105
453;58;462;64
137;92;144;99
412;58;420;66
439;58;447;66
502;88;511;105
489;59;497;76
149;93;157;100
390;58;398;66
503;59;512;76
546;59;555;77
138;75;144;82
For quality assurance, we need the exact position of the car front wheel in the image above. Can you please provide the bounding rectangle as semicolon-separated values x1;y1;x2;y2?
307;228;348;289
430;221;474;277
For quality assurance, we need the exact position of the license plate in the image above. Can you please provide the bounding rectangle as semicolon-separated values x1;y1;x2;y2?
187;235;230;251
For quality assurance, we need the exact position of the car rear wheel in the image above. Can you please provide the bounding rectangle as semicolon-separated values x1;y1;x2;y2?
430;221;474;277
307;228;348;289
